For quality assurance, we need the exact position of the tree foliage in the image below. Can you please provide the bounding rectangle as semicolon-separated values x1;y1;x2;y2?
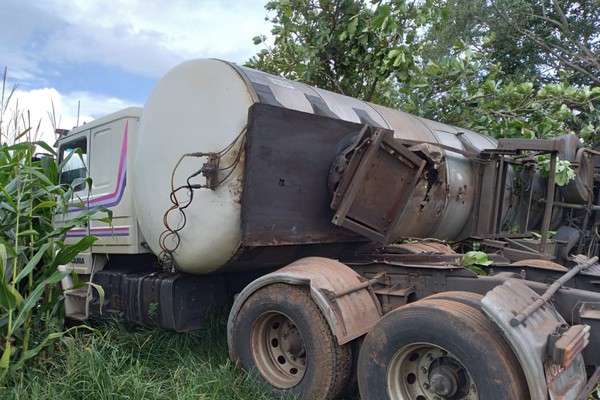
403;46;600;143
248;0;599;146
425;0;600;86
249;0;444;104
490;0;599;87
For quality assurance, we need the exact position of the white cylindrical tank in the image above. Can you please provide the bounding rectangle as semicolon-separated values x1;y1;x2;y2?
133;59;498;275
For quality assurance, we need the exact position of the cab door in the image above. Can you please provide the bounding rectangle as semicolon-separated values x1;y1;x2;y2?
57;130;91;244
86;115;139;253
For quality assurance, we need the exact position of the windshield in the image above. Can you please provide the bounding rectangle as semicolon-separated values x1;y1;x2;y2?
58;137;88;192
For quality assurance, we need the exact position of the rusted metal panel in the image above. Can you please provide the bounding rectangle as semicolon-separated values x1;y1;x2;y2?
497;138;562;152
472;154;514;236
227;257;382;346
482;279;587;400
330;127;427;244
241;103;365;246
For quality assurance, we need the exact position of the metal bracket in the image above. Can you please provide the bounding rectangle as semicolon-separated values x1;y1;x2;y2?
330;126;426;244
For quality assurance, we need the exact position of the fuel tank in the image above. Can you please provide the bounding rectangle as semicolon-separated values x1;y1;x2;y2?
133;59;497;274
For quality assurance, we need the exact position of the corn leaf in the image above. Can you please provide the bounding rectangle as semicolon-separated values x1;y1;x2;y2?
15;242;51;283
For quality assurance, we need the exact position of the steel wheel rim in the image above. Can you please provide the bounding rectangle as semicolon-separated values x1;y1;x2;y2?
387;343;479;400
251;311;307;388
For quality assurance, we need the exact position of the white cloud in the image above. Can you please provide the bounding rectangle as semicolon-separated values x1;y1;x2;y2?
33;0;273;77
1;55;43;82
1;0;274;146
42;24;183;78
2;88;137;146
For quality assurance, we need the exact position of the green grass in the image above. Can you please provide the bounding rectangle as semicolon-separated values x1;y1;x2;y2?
1;309;299;400
2;307;598;399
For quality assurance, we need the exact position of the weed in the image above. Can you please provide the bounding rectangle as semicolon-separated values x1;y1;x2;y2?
2;311;299;400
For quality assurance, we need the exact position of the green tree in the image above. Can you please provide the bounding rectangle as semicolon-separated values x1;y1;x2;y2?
249;0;599;145
422;0;544;82
490;0;599;87
404;47;600;143
424;0;600;86
248;0;444;105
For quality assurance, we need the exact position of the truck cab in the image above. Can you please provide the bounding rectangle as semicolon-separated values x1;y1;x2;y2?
56;107;149;319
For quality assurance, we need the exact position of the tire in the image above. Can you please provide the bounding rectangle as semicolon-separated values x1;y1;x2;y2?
422;291;483;309
229;283;351;400
423;290;483;302
357;299;529;400
341;335;363;399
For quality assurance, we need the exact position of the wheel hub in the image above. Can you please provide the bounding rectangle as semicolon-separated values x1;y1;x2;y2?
386;344;478;400
281;325;305;356
251;312;307;388
429;361;463;397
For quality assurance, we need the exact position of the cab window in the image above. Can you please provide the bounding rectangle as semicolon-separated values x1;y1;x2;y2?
58;137;88;192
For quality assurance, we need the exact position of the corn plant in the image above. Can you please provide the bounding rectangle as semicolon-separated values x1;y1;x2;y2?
0;70;109;385
0;133;112;385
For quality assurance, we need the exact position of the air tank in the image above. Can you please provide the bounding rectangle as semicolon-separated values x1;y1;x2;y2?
132;59;498;274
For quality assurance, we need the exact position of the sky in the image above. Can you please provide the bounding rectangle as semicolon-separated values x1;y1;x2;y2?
0;0;274;145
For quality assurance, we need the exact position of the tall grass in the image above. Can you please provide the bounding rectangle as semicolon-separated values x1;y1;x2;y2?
3;309;298;400
0;67;109;385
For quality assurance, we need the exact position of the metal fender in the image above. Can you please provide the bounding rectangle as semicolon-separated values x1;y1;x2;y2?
227;257;382;347
481;279;587;400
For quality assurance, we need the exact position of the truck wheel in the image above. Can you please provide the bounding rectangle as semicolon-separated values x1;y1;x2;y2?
422;291;483;308
229;283;351;400
357;299;529;400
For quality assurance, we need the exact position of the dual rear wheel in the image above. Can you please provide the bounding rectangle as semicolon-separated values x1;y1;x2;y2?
357;293;530;400
230;285;529;400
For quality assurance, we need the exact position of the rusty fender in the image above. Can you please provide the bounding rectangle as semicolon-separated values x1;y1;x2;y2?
227;256;382;349
482;279;588;400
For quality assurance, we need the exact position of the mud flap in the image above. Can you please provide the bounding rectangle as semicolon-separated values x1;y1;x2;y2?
481;279;587;400
227;257;382;347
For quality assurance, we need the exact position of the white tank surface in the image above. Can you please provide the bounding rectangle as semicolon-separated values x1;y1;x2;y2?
133;60;254;274
133;59;498;275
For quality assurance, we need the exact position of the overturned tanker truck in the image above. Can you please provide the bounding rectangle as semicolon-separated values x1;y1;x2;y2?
56;59;600;399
